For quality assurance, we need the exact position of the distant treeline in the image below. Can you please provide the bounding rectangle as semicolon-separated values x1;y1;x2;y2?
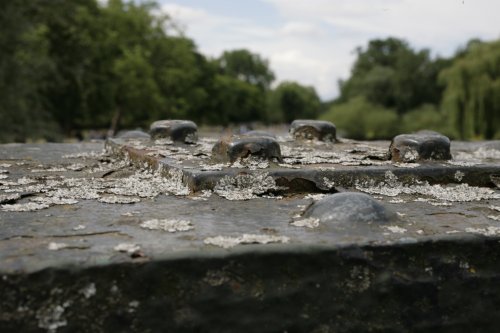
1;0;499;142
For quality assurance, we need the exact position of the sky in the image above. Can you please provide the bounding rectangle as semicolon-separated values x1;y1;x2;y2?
159;0;500;100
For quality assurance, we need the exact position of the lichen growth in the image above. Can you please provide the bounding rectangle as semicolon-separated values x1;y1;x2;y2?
214;172;282;200
356;170;500;202
291;217;320;228
204;234;290;249
140;219;194;232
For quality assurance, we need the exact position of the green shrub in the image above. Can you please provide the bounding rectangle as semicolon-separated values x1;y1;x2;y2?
320;97;398;139
401;104;456;138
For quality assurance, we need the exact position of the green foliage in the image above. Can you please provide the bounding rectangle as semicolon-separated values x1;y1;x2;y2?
401;104;455;137
216;49;275;90
320;97;398;140
0;0;60;142
439;39;500;139
339;38;448;114
2;0;498;142
209;75;266;125
267;82;321;123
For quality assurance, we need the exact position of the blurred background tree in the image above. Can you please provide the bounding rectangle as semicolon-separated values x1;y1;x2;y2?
439;39;500;139
268;82;322;123
0;1;498;142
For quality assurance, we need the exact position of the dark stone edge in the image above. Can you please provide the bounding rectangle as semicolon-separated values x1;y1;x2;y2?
2;237;500;332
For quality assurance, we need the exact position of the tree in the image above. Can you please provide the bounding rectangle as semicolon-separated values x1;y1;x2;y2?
320;97;398;140
338;38;449;114
439;39;500;139
0;0;60;142
216;49;275;90
268;81;321;123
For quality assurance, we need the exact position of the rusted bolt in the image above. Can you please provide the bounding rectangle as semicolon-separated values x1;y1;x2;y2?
150;120;198;143
389;132;452;162
290;120;336;141
212;136;283;163
303;192;396;224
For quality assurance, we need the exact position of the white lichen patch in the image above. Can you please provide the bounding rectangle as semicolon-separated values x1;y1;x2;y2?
278;163;300;169
31;167;67;173
80;283;96;299
356;171;500;202
31;197;79;205
66;163;86;171
304;193;327;201
114;243;141;254
1;202;50;212
383;226;407;234
454;170;465;182
393;163;420;168
323;177;335;189
291;217;320;228
389;199;405;204
214;172;281;200
465;226;500;236
73;224;86;231
0;163;11;168
62;151;106;159
98;195;140;204
204;234;290;249
153;138;173;145
199;163;227;171
0;193;21;204
0;174;8;180
140;219;194;232
402;148;419;162
48;242;68;250
490;205;500;212
488;215;500;221
37;302;70;333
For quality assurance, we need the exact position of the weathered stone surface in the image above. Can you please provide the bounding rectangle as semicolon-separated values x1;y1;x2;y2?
2;139;500;332
303;192;396;224
150;120;198;143
212;136;282;163
116;130;151;140
290;119;336;141
389;132;452;162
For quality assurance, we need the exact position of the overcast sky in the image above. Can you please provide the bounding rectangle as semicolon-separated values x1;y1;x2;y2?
159;0;500;100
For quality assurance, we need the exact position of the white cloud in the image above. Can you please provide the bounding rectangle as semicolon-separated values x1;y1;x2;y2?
162;0;500;100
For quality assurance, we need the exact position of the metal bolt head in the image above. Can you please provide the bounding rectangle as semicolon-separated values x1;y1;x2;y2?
212;136;283;163
290;120;336;142
150;120;198;143
115;130;151;140
389;132;452;162
303;192;396;224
